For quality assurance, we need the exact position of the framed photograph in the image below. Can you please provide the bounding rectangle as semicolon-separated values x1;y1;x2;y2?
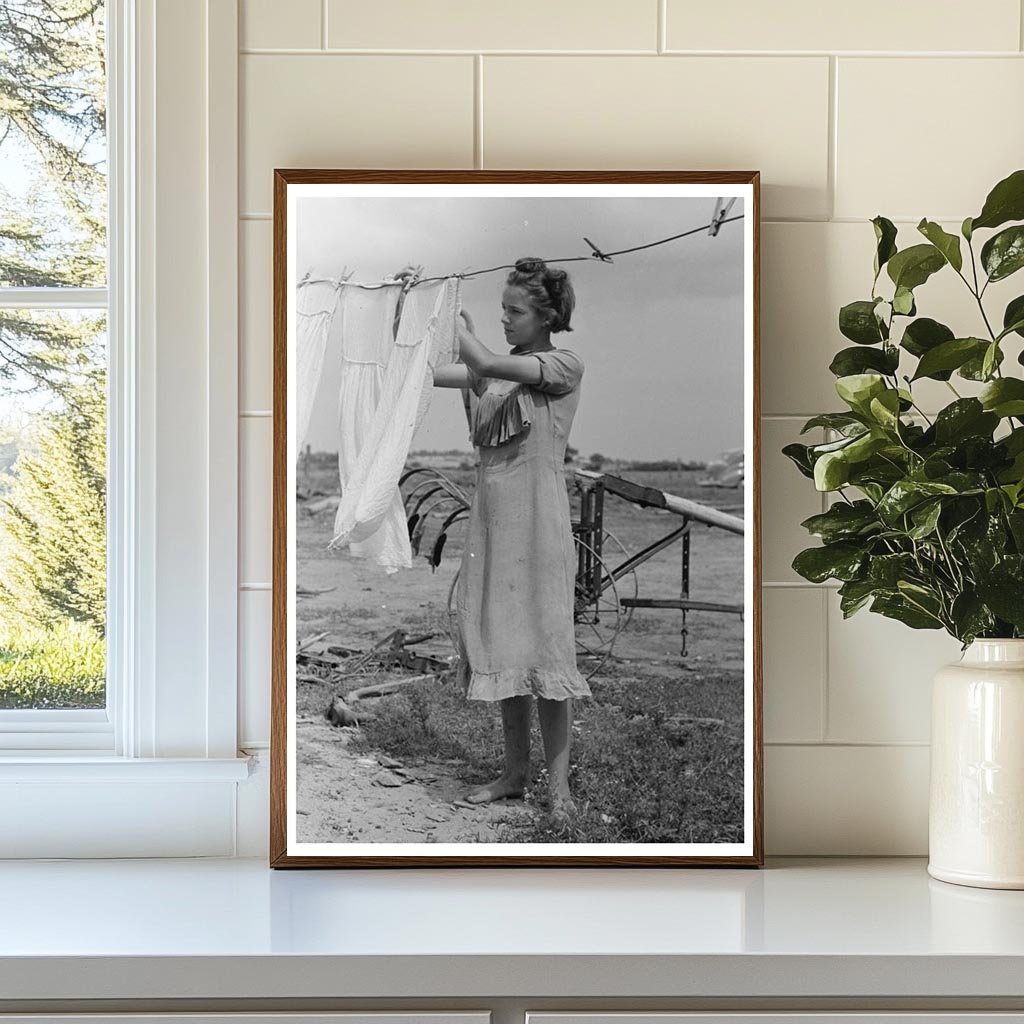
270;170;762;867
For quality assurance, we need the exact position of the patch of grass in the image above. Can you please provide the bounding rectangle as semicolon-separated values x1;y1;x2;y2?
358;669;745;844
0;620;105;709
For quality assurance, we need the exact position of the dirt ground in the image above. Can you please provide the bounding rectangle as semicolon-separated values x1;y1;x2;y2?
294;464;747;844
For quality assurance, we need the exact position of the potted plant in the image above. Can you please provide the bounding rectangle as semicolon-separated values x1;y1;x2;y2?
784;169;1024;889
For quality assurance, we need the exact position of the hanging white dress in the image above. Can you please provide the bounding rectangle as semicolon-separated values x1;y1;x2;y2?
333;284;404;570
295;278;343;449
330;277;461;572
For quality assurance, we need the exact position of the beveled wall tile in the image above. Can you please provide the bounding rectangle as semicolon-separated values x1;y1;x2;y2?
240;220;273;411
239;589;272;747
836;58;1024;220
483;56;830;219
666;0;1020;53
766;744;929;853
241;55;474;213
826;597;962;744
328;0;657;51
240;416;273;586
760;418;824;584
241;0;321;50
762;587;825;743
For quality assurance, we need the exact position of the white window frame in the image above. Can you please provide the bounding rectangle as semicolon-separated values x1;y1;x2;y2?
0;0;249;858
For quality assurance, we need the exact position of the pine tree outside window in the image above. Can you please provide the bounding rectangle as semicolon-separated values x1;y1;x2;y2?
0;1;110;740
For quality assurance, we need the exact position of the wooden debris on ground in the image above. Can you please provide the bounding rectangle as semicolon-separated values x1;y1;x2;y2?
298;627;453;728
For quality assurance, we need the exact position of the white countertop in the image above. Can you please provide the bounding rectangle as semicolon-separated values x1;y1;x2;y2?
2;857;1024;1001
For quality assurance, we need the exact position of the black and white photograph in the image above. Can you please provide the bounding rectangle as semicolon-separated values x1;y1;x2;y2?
272;171;761;866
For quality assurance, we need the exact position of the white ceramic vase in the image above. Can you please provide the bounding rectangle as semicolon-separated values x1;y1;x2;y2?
929;639;1024;889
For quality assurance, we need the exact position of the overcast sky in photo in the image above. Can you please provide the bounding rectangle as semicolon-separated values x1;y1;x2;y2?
296;195;746;462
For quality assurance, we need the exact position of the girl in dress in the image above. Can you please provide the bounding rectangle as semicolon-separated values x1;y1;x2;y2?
432;257;590;827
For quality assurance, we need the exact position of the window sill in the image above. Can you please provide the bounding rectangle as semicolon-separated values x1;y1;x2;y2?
0;754;252;782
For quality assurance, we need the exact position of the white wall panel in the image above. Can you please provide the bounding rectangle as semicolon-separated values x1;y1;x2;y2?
836;58;1024;220
766;744;930;854
762;588;825;743
328;0;656;51
240;55;474;213
666;0;1021;52
483;56;831;220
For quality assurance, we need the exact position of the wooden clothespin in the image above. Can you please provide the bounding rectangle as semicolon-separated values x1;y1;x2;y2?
708;198;737;237
583;236;614;263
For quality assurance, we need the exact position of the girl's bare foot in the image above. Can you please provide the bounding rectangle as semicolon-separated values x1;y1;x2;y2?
549;794;578;830
464;774;527;805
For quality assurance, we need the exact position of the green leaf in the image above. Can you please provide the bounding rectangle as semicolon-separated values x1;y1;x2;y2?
845;431;888;464
976;568;1024;629
792;542;866;583
872;216;898;277
900;317;955;363
959;343;1004;381
1003;295;1024;339
934;399;998;445
971;169;1024;232
917;219;963;272
814;451;851;491
868;389;902;430
800;500;879;543
962;216;974;241
911;337;988;381
838;578;877;617
871;594;943;630
865;553;915;588
800;413;865;435
877;479;958;524
908;500;942;539
839;300;887;345
829;345;900;378
892;286;916;316
950;593;995;644
887;244;946;291
782;443;815;479
982;341;1000;381
981;225;1024;283
980;378;1024;418
835;373;886;414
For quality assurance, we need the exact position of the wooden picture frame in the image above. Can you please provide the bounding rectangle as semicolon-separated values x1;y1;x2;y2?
271;170;762;867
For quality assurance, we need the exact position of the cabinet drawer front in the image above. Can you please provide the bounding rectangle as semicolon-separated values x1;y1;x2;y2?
529;1016;1024;1024
0;1016;490;1024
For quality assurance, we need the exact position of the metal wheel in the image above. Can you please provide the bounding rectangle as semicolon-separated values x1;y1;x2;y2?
572;538;624;679
445;568;462;651
601;527;638;631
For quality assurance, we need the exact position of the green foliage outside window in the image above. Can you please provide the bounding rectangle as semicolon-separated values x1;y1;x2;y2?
0;1;107;708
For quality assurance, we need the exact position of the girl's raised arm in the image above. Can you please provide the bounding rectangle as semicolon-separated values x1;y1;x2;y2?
433;364;471;389
457;321;542;386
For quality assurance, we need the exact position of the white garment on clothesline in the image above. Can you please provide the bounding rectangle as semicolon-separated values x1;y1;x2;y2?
330;277;461;572
295;278;343;449
333;284;405;570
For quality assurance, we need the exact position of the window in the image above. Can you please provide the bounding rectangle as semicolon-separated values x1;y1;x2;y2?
0;0;246;857
0;1;111;747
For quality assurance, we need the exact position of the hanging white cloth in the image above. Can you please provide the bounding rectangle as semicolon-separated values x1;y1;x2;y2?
333;284;403;569
295;278;344;449
330;277;461;572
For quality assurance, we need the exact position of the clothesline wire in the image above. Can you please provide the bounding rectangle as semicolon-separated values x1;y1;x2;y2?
300;212;744;291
